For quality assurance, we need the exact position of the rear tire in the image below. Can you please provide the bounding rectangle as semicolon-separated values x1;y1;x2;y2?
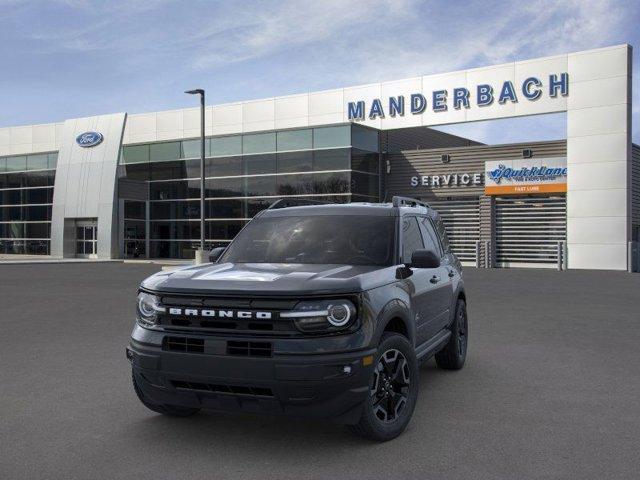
132;372;200;417
435;298;468;370
350;333;419;441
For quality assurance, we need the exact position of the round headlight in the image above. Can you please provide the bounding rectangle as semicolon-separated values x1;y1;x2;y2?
136;292;164;327
284;299;356;333
327;303;351;327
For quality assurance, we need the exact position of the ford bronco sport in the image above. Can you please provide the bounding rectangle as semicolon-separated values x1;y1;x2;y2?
127;196;468;441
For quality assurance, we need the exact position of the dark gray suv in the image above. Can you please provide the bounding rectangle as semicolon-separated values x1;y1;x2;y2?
127;196;468;441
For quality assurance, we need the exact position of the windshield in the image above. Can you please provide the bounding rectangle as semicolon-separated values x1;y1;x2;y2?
220;215;396;266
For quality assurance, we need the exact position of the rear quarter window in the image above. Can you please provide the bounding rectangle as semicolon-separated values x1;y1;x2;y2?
433;216;451;253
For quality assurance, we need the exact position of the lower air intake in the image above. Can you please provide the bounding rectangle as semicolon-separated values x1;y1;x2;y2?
171;380;274;397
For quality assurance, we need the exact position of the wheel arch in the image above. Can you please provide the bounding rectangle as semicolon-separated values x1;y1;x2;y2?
373;299;415;347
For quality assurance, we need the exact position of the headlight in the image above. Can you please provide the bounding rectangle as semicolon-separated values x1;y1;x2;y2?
281;299;357;333
136;292;165;327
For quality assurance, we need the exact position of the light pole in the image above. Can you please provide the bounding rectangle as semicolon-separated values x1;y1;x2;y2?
185;88;206;263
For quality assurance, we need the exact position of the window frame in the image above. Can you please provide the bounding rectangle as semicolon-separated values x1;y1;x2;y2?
399;215;425;265
418;215;444;257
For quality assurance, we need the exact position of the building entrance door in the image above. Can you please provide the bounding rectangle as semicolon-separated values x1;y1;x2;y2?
76;221;98;258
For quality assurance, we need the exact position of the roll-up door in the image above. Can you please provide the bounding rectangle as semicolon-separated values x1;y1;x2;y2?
428;197;480;262
495;195;566;266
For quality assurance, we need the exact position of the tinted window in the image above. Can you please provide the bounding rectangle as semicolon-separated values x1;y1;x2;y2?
401;217;424;264
244;154;276;175
245;175;276;196
419;217;441;256
221;215;395;266
211;136;242;157
206;156;243;177
277;129;312;151
243;133;276;154
313;149;350;171
313;126;350;149
150;142;181;162
277;151;313;173
27;154;49;171
433;216;451;253
351;125;379;152
6;156;27;172
122;145;149;164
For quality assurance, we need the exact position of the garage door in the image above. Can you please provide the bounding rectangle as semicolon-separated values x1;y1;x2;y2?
429;197;480;263
495;195;566;266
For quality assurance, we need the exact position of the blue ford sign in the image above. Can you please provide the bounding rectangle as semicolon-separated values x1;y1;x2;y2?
76;131;103;148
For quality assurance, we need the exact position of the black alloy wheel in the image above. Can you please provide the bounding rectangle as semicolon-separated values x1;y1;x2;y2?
371;348;411;423
351;332;419;441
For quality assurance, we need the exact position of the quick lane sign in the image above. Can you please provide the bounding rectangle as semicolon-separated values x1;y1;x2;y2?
348;73;569;120
485;157;567;195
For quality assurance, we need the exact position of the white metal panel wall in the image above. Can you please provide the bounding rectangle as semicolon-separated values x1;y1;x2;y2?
50;113;126;259
495;196;567;266
566;46;632;270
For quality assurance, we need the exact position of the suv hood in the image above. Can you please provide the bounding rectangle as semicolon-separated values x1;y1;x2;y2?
141;262;396;296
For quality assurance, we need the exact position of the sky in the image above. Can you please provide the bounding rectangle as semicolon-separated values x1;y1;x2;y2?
0;0;638;144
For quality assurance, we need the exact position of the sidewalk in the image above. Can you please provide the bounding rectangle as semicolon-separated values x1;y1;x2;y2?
0;255;193;268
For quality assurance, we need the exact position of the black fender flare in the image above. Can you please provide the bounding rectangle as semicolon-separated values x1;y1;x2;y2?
447;285;467;328
372;298;415;347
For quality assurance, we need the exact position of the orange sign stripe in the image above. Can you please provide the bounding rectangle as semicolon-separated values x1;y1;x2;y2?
485;183;567;195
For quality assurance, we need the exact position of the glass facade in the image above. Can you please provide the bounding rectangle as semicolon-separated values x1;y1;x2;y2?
119;124;380;259
0;153;57;255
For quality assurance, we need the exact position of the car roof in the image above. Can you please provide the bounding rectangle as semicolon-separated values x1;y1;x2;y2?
259;202;434;218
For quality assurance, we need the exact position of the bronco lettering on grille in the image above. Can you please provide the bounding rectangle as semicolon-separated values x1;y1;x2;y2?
168;308;272;320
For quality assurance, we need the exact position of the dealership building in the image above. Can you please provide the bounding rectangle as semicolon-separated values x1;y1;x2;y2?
0;44;638;271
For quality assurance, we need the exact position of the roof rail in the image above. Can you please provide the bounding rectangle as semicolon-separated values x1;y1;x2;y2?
267;198;331;210
391;196;430;209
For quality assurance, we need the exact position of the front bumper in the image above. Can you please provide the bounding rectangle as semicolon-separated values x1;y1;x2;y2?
128;327;376;424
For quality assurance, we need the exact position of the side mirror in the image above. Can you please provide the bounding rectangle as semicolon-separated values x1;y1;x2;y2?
410;249;440;269
208;246;226;263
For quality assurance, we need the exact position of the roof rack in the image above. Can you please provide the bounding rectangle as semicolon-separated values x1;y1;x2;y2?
391;196;430;209
267;198;331;210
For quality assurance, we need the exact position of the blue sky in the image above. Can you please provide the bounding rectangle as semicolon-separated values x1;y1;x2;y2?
0;0;638;144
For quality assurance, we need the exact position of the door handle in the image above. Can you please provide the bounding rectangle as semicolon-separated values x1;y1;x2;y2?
430;275;440;284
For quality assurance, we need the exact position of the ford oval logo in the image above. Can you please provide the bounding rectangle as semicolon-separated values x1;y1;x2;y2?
76;131;103;148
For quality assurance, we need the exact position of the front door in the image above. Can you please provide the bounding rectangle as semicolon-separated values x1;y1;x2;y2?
76;221;98;258
400;216;444;345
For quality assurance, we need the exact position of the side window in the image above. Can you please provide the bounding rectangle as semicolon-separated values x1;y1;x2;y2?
402;217;424;264
433;216;451;253
419;217;442;256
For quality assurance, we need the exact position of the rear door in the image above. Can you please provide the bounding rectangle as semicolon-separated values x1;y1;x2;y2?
400;216;440;345
418;216;455;334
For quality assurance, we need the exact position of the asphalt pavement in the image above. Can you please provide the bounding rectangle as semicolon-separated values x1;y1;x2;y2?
1;263;639;480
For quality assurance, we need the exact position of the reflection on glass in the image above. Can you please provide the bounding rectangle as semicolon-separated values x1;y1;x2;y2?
243;133;276;154
277;129;312;151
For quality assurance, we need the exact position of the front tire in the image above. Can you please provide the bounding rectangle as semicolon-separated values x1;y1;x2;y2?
132;372;200;417
350;333;419;441
435;298;468;370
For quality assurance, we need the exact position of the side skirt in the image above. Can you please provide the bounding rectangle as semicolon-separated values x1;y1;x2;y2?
415;330;451;362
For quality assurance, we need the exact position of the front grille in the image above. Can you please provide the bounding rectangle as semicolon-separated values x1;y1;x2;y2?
163;336;204;353
226;341;272;357
156;294;360;337
171;380;274;397
157;296;299;336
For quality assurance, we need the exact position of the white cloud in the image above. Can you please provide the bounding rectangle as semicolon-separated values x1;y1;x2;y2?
2;0;638;141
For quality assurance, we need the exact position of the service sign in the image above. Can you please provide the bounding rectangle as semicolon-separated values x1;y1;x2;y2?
484;157;567;195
